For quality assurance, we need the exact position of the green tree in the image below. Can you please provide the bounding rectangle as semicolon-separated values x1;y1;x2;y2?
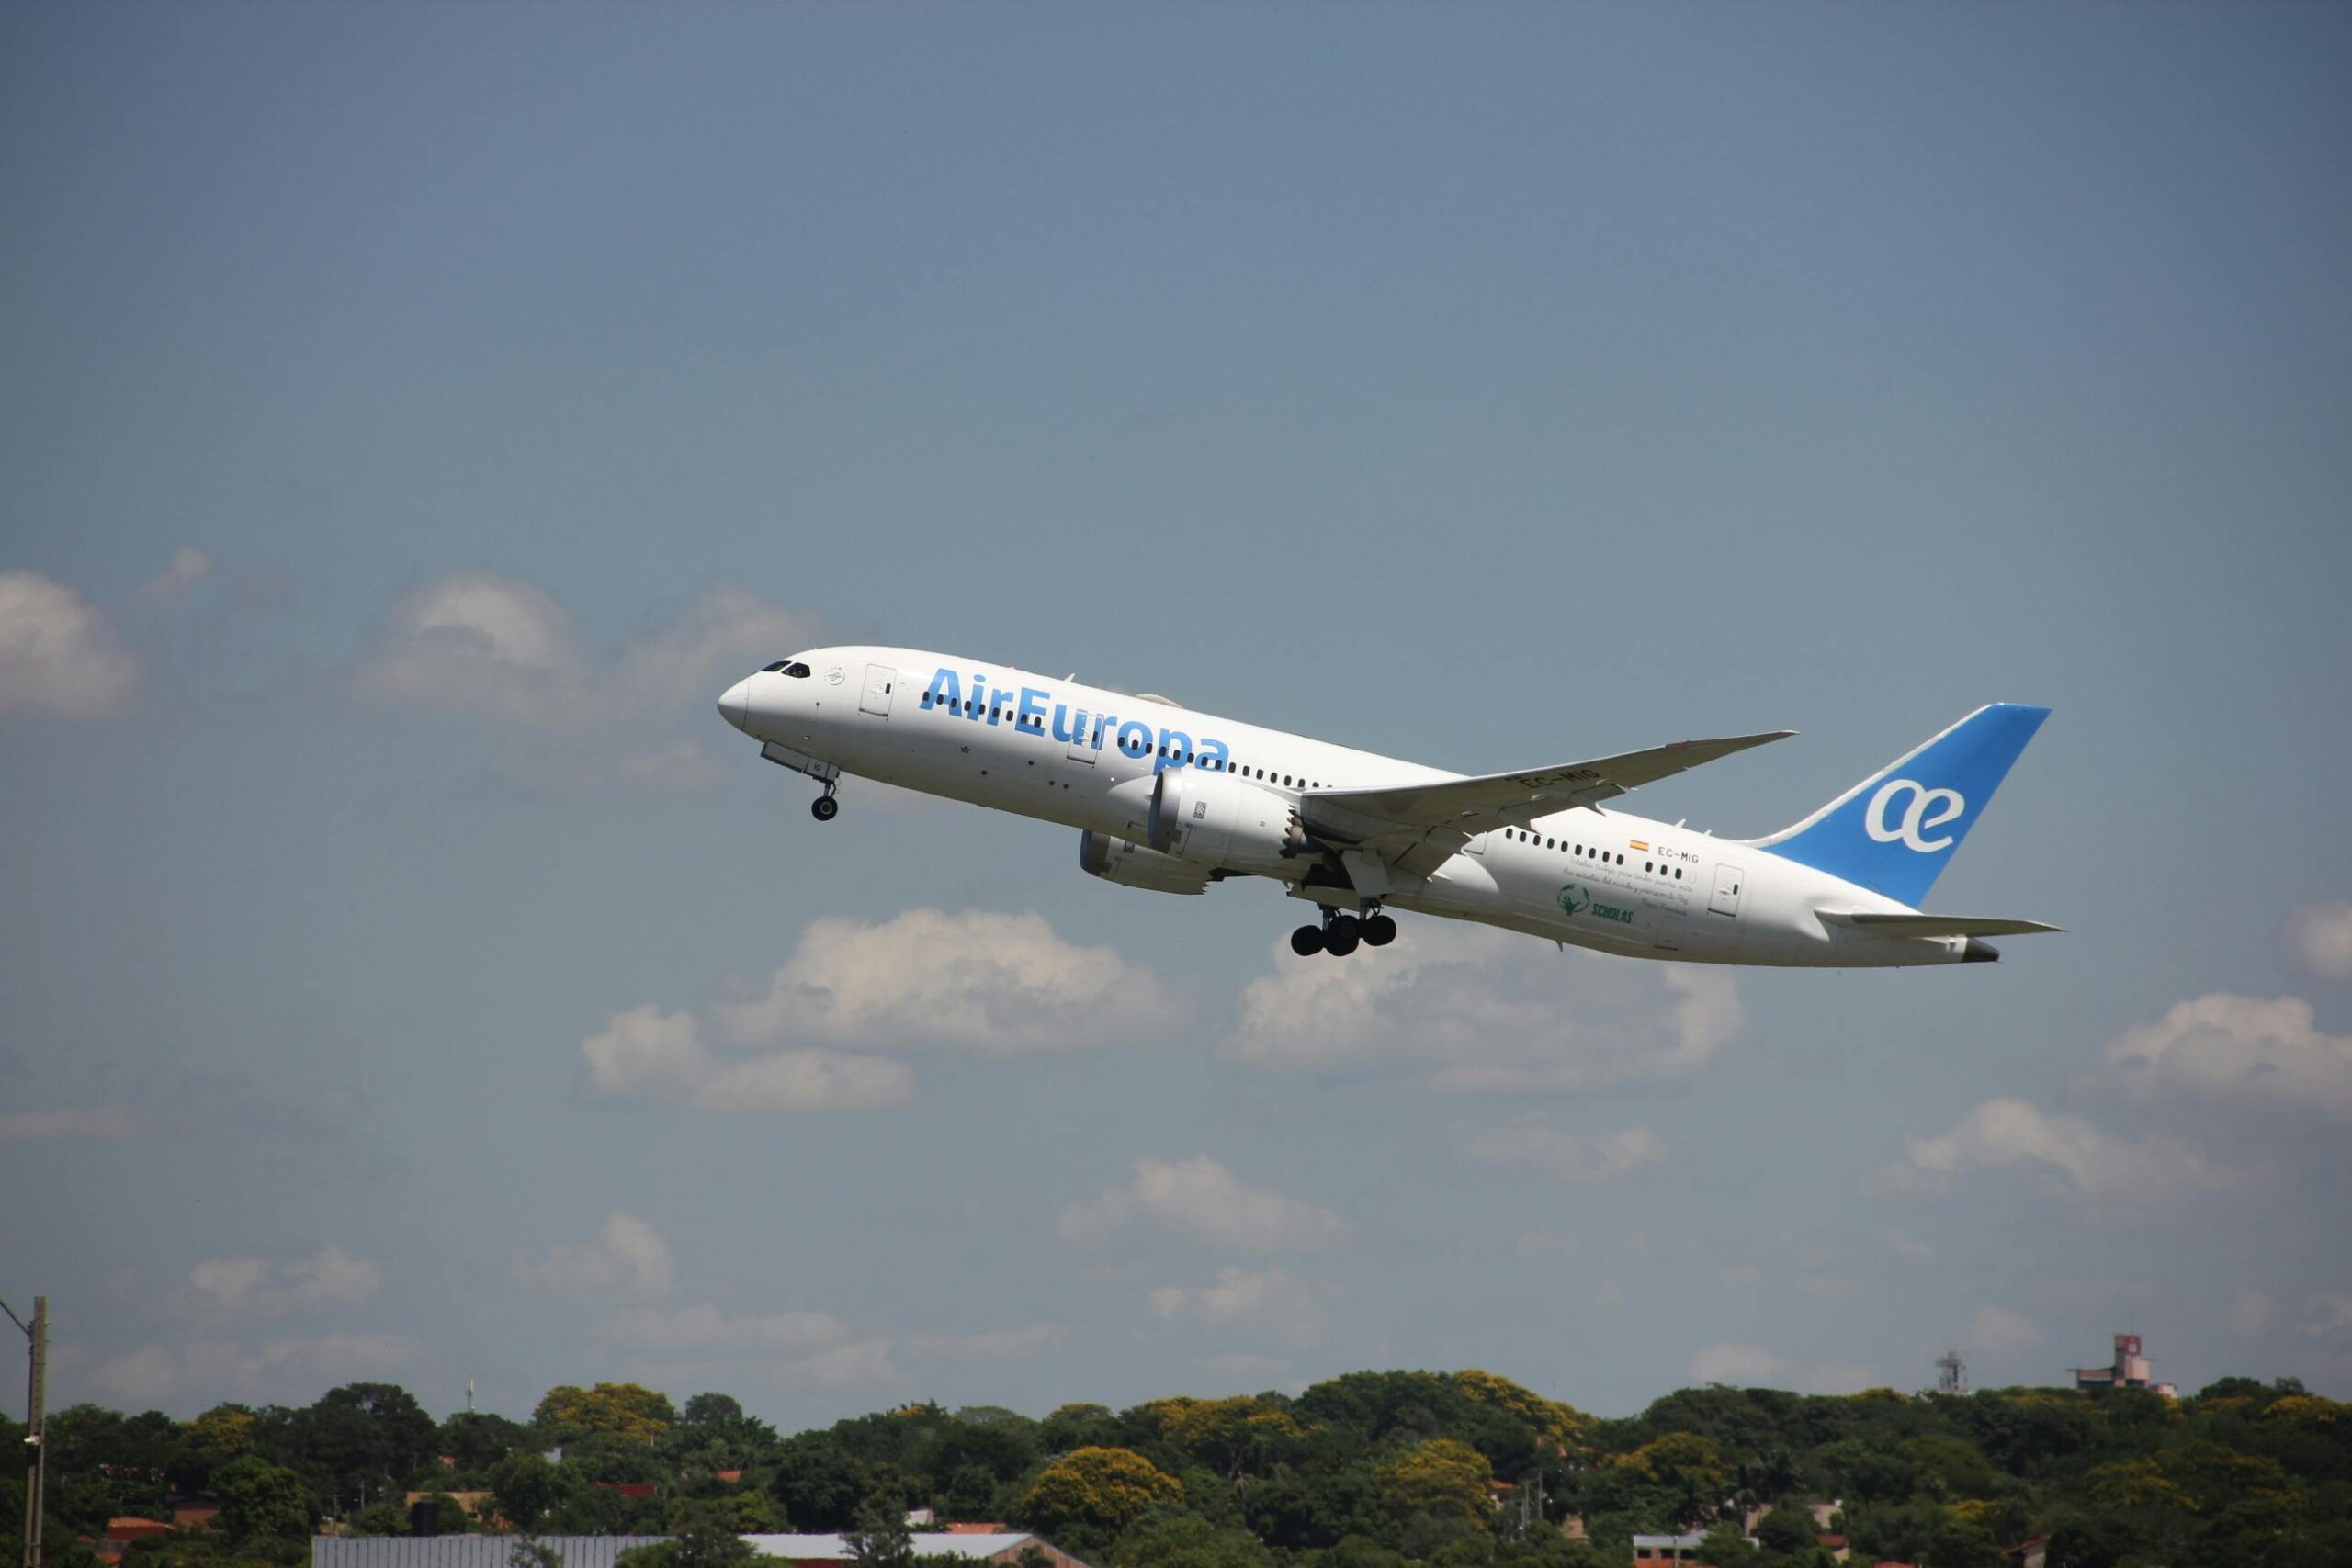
684;1394;746;1427
1753;1504;1816;1557
1694;1522;1755;1566
845;1494;916;1568
442;1413;531;1477
213;1456;314;1545
1109;1511;1274;1568
673;1506;758;1568
510;1541;565;1568
491;1452;569;1532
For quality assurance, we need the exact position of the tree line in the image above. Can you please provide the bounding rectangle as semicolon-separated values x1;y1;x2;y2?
6;1368;2347;1568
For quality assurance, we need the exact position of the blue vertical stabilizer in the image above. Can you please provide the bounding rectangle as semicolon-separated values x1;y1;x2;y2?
1748;704;2050;907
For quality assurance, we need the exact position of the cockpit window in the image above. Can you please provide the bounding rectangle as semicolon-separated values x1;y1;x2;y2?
762;660;813;678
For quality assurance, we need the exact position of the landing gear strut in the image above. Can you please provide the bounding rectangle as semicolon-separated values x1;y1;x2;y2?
1290;906;1397;958
810;787;840;822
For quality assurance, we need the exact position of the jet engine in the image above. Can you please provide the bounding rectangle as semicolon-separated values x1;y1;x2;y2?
1078;830;1211;894
1147;767;1308;874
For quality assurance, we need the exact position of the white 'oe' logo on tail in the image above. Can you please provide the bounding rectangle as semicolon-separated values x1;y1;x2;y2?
1865;778;1965;852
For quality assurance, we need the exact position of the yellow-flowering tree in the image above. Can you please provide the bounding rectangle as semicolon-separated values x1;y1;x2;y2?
1022;1446;1185;1535
534;1382;678;1444
1381;1437;1493;1527
1450;1370;1595;1452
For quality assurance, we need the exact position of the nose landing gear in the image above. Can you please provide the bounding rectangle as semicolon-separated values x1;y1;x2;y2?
1289;906;1398;958
810;786;840;821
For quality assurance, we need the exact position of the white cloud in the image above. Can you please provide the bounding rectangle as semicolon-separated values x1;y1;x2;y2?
85;1332;417;1409
358;569;577;722
903;1324;1068;1359
135;547;211;604
1464;1118;1667;1181
581;1004;914;1112
775;1337;900;1388
2288;903;2352;981
1058;1156;1350;1254
616;584;815;714
1514;1229;1578;1260
1225;923;1740;1093
717;908;1182;1055
1795;1276;1860;1300
1148;1267;1325;1347
358;570;815;728
1688;1342;1786;1385
1959;1303;2044;1354
2231;1289;2276;1340
189;1244;382;1314
1888;1227;1936;1259
0;570;139;716
1872;1097;2238;1204
2107;993;2352;1119
2299;1292;2352;1348
514;1213;677;1302
598;1303;850;1356
1718;1264;1761;1287
0;1105;134;1140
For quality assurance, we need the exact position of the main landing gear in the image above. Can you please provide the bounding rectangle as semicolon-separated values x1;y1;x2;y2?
809;786;840;822
1289;907;1397;958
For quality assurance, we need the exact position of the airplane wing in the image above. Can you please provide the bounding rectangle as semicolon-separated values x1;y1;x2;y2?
1300;729;1794;861
1819;911;2064;937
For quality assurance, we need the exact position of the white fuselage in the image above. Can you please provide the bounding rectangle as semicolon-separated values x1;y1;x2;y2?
723;646;1973;968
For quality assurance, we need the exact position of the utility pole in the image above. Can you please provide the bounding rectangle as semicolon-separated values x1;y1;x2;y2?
4;1296;46;1568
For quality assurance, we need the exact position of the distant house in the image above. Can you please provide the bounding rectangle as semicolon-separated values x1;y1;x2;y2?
1631;1533;1760;1565
594;1483;662;1501
2001;1536;2051;1568
311;1532;1091;1568
91;1518;175;1564
745;1533;1086;1568
2070;1333;2177;1399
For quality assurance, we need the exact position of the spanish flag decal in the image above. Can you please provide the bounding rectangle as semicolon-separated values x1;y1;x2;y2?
1629;840;1649;851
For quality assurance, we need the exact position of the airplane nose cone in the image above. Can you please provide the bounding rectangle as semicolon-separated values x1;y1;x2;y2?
718;677;752;733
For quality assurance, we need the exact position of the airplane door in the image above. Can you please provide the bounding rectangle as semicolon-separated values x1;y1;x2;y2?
859;664;895;717
1709;863;1744;917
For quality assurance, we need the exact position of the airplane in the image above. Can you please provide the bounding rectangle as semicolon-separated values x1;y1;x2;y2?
716;648;2059;966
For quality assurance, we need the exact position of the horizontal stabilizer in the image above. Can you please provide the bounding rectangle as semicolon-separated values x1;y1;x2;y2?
1820;911;2064;938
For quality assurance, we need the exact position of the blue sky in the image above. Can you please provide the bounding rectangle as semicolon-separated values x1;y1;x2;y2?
4;2;2349;1428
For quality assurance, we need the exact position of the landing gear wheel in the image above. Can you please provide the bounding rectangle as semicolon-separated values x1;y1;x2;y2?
1362;913;1397;946
1323;915;1361;957
810;794;840;821
1289;924;1326;957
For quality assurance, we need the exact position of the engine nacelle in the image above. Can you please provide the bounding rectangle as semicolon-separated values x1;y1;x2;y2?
1078;829;1210;895
1147;767;1307;874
